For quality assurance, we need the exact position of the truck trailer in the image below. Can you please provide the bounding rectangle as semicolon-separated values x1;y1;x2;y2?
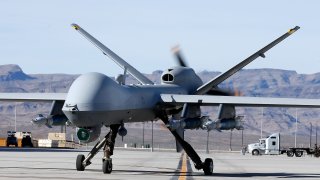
247;133;319;157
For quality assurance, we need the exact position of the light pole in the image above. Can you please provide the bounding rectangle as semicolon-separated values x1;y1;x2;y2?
206;131;209;154
14;102;17;132
295;109;298;148
142;122;145;148
261;107;263;138
151;121;154;152
316;125;318;145
241;129;244;147
310;123;313;148
229;130;233;151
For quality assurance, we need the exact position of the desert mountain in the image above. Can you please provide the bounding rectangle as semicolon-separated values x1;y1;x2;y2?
0;64;319;148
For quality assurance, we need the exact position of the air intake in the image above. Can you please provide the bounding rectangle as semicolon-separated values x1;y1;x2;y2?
161;73;174;82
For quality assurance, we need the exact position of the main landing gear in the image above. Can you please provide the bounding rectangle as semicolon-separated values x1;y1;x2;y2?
161;117;214;175
76;124;120;174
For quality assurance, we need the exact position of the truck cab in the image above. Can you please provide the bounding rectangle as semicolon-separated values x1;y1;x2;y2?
247;133;280;155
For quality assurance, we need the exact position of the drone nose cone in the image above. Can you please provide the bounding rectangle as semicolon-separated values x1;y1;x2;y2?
65;72;109;107
62;72;122;126
64;72;120;110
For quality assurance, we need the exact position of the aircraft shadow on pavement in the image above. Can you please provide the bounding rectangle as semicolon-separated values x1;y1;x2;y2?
86;169;183;176
93;170;320;179
0;166;75;171
3;166;320;179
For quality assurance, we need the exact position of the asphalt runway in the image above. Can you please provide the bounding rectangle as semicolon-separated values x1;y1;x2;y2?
0;148;319;180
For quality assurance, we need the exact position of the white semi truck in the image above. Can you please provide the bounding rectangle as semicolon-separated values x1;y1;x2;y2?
247;133;319;157
247;133;282;155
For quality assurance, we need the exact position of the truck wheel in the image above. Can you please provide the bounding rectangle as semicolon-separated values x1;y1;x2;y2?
295;151;303;157
287;151;294;157
252;149;259;156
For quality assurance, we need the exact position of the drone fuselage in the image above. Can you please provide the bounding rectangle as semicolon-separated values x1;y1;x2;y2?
62;70;200;127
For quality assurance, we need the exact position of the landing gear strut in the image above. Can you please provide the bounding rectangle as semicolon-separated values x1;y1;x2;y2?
161;116;214;175
76;124;120;174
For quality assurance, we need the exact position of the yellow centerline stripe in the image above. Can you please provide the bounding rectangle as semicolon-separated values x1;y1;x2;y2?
178;152;187;180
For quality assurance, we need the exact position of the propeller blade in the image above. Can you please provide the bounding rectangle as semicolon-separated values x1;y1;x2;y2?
171;45;188;67
207;87;243;96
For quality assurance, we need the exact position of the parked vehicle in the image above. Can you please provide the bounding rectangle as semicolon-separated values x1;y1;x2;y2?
247;133;319;157
6;131;18;147
21;135;33;147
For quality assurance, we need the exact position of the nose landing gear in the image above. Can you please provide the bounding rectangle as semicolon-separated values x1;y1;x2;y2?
76;124;120;174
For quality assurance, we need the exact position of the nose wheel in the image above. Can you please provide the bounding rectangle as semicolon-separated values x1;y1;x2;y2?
76;154;86;171
75;124;120;174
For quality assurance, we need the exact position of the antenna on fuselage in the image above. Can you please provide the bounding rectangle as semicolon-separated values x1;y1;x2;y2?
115;67;127;85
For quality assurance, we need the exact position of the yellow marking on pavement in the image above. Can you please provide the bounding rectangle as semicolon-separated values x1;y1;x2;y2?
178;152;187;180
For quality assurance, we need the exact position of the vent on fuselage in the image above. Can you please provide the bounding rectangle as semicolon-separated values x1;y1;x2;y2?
161;73;174;82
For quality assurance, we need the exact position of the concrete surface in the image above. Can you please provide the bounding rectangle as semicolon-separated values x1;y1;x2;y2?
0;147;319;180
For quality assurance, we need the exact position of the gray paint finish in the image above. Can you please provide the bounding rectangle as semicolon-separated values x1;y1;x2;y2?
0;93;66;102
62;72;188;127
161;94;320;108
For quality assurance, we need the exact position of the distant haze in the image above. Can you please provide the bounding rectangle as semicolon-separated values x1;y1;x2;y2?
0;64;319;143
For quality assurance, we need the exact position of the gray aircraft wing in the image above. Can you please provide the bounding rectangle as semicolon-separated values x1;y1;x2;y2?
71;24;154;85
195;26;300;95
160;94;320;108
0;93;67;102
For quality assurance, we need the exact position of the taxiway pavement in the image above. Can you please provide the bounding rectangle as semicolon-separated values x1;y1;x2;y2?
0;148;319;180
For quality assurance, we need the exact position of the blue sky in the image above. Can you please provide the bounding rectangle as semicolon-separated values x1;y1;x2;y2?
0;1;319;76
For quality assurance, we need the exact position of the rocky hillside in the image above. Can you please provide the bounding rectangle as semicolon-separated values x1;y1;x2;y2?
0;64;319;147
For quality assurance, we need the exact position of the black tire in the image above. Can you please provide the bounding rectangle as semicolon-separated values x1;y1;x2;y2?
21;139;25;147
76;154;85;171
252;149;259;156
102;159;113;174
295;151;303;157
287;151;294;157
203;158;213;175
